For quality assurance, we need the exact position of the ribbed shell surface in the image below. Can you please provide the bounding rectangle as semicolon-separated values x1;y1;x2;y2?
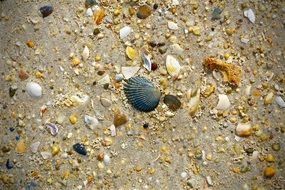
123;77;161;112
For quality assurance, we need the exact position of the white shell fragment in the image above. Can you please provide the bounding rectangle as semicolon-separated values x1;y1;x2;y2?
84;115;99;130
244;9;255;23
188;89;200;116
82;46;90;61
86;8;93;17
168;21;179;30
110;124;116;136
275;96;285;108
142;53;152;71
70;93;90;106
119;26;132;39
216;94;231;110
166;55;181;76
98;74;111;85
46;123;58;136
121;66;140;79
103;154;111;165
26;82;42;98
30;141;40;153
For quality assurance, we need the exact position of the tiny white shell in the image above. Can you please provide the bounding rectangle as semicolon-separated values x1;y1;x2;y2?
121;66;140;79
120;26;132;39
86;8;93;17
166;55;181;76
168;21;179;30
84;115;99;130
216;94;231;110
26;82;42;98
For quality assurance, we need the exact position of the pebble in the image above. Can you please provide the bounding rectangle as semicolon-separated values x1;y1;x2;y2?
263;166;275;178
206;176;213;186
39;5;53;18
126;46;137;60
16;140;26;154
244;9;255;23
18;70;29;80
168;21;179;30
51;144;60;156
6;159;13;169
85;0;96;8
100;97;111;107
9;86;17;97
26;82;42;99
86;8;93;17
110;125;116;136
181;172;187;178
115;74;124;82
216;94;231;110
275;96;285;108
113;111;128;127
163;95;181;111
84;115;99;130
103;154;110;165
30;141;40;153
69;114;78;124
236;123;252;137
41;151;52;159
137;5;152;19
264;92;274;105
97;74;110;85
272;143;280;151
119;26;132;39
212;7;222;20
82;46;90;61
73;143;87;156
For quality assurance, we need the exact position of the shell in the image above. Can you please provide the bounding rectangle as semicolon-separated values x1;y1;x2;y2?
46;123;58;136
123;76;161;112
163;95;181;111
126;46;137;60
166;55;181;76
142;53;152;71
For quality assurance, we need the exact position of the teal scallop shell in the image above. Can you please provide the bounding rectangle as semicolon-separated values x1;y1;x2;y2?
123;76;161;112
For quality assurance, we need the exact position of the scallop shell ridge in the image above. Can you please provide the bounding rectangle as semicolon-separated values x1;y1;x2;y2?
123;76;161;112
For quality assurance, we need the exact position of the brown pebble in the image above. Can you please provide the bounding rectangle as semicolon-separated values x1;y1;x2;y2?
163;95;181;111
264;166;275;178
15;140;26;154
137;5;152;19
18;70;29;80
113;111;128;127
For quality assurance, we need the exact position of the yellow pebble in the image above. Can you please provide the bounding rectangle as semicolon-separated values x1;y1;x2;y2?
95;55;101;62
113;8;120;16
264;166;275;178
51;144;60;156
69;114;78;124
126;47;137;60
266;154;275;162
35;71;43;78
224;53;230;60
71;57;80;66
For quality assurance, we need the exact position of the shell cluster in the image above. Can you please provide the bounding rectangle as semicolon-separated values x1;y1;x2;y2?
123;76;161;112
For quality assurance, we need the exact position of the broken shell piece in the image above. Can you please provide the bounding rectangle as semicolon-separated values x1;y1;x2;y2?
275;96;285;108
84;115;99;130
166;55;181;76
236;123;252;137
216;94;231;110
120;26;132;39
93;7;105;25
142;53;152;71
97;75;110;85
122;67;140;79
46;123;58;136
244;9;255;23
70;93;90;106
110;125;116;136
82;46;90;61
126;47;137;60
188;89;200;116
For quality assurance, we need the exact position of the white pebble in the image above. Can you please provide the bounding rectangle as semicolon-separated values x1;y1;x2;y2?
30;141;40;153
41;151;52;159
26;82;42;98
84;115;99;130
168;21;179;30
206;176;213;186
82;46;90;61
86;8;93;17
275;96;285;108
181;172;187;178
110;125;116;137
103;154;110;165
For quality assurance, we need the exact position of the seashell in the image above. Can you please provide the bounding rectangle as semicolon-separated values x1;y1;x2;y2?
142;53;152;71
73;143;87;156
26;82;42;98
97;74;110;85
163;95;181;111
126;46;137;60
121;66;140;79
123;76;161;112
84;115;99;130
166;55;181;76
46;123;58;136
216;94;231;110
40;5;53;18
275;96;285;108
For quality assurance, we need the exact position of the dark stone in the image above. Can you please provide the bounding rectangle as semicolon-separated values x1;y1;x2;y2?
40;5;53;18
6;159;13;169
163;95;181;111
212;7;222;20
73;143;87;155
9;87;17;97
143;123;149;129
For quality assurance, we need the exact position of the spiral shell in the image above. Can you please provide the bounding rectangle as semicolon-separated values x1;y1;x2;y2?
123;77;161;112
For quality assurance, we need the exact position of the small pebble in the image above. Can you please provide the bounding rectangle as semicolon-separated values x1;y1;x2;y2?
69;114;78;124
103;154;110;165
39;5;53;18
163;95;181;111
6;159;13;169
73;143;87;156
236;123;252;137
137;5;152;19
263;166;275;178
168;21;179;30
